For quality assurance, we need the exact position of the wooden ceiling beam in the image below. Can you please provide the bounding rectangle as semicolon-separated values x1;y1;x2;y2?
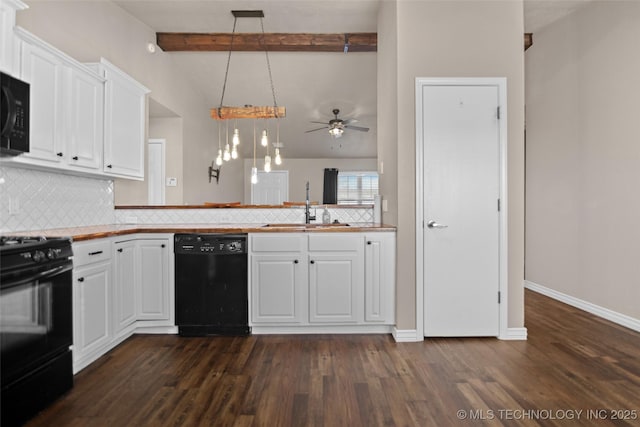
524;33;533;51
157;32;377;52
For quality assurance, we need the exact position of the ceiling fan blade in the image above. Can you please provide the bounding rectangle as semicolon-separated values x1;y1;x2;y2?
345;125;369;132
342;119;359;125
309;121;328;125
305;127;327;133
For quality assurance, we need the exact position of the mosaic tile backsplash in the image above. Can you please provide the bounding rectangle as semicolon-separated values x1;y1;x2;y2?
115;206;374;225
0;166;115;233
0;166;374;233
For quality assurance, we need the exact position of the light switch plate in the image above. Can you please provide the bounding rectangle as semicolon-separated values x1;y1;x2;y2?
166;177;177;187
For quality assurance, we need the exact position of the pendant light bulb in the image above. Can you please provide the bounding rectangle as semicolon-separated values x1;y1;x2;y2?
223;143;231;161
264;155;272;172
216;149;223;166
274;148;282;165
231;145;238;159
232;128;240;147
261;129;268;147
251;166;258;184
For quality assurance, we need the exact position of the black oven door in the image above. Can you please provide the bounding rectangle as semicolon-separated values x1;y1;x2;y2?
0;259;73;386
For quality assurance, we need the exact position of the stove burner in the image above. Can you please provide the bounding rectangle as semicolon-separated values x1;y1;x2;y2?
0;236;48;246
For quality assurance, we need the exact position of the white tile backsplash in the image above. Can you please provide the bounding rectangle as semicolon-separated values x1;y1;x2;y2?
0;166;373;233
0;166;115;233
114;206;373;225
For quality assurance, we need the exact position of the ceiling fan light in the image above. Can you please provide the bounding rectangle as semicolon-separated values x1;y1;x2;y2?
329;127;344;138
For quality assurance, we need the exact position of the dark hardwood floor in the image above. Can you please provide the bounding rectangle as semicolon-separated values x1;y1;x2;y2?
25;290;640;426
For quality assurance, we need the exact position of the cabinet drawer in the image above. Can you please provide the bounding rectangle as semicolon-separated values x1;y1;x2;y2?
73;239;111;266
308;234;361;252
251;234;304;253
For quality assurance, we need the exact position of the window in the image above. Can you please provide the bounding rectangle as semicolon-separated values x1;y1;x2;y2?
337;171;379;205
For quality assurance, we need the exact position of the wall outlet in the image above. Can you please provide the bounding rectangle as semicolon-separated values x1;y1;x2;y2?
8;197;20;215
166;177;177;187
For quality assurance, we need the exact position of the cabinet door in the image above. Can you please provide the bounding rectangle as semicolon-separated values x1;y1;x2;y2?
364;234;396;323
112;241;137;333
67;67;103;171
308;252;362;323
102;61;148;179
73;262;110;359
137;239;170;320
19;40;65;164
251;254;305;324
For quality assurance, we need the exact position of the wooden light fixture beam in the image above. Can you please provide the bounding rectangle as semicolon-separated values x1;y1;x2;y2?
524;33;533;51
157;32;377;52
211;106;285;120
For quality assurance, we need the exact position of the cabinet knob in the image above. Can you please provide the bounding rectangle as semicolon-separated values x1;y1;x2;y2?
72;156;79;160
57;152;63;157
117;248;123;252
161;244;166;248
310;260;315;264
78;277;84;282
294;259;299;264
106;164;113;169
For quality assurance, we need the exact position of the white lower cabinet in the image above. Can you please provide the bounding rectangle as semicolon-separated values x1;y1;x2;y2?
72;239;112;373
112;239;137;336
250;232;394;330
72;234;173;373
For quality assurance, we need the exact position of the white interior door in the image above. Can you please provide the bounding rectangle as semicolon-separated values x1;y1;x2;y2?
148;139;165;205
421;81;502;337
251;171;289;205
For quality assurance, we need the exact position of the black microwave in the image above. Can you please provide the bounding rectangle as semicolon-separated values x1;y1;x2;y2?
1;71;30;155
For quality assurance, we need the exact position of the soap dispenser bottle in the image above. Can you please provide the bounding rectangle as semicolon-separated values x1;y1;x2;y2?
322;206;331;224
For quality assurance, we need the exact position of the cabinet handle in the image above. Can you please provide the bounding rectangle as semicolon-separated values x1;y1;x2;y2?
117;248;123;253
294;259;299;264
78;277;84;282
88;251;103;256
367;241;372;245
161;244;166;248
310;260;315;264
106;164;113;169
72;156;79;160
56;152;63;157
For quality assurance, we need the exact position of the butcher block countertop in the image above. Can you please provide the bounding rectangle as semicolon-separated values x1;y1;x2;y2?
22;223;396;242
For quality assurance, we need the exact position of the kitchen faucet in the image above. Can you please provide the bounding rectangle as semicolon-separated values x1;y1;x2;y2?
305;181;316;224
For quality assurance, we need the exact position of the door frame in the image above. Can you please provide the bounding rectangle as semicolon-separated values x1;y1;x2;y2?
415;77;508;339
148;138;166;205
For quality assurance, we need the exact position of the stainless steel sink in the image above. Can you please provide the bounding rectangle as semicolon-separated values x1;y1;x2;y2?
261;223;350;228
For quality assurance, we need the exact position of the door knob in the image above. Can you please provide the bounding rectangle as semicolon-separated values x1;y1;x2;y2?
427;220;448;229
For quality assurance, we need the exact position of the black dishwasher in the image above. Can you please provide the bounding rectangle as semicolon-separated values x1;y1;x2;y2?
174;234;250;336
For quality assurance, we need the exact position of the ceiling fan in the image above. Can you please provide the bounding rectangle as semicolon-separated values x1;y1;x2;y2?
305;108;369;138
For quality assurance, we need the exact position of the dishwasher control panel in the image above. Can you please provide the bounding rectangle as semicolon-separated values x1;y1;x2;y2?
174;234;246;254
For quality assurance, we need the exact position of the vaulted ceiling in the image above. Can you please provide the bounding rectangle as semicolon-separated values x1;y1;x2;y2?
115;0;591;159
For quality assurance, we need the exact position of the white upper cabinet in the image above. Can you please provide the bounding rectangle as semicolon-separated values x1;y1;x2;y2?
11;28;105;173
0;0;27;76
89;58;149;180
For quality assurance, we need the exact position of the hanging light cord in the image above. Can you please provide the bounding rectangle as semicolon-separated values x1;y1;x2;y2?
218;16;238;112
260;17;279;114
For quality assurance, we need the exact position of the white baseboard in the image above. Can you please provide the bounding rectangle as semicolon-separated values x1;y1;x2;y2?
500;327;528;340
525;280;640;333
392;328;422;342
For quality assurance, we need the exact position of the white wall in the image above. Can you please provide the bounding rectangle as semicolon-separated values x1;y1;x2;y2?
525;1;640;321
379;0;526;330
243;158;377;204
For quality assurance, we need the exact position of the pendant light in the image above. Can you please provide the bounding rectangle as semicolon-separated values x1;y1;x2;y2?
215;122;223;166
274;119;282;165
251;120;258;184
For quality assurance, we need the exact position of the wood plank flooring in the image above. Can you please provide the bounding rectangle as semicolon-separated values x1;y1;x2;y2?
25;290;640;426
